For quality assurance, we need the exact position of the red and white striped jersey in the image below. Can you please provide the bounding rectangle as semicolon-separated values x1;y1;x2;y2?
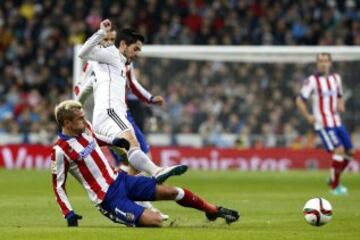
51;122;117;217
300;73;343;130
125;63;153;104
73;61;95;103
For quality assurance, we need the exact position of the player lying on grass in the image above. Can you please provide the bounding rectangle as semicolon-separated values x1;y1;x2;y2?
296;53;355;195
51;100;239;227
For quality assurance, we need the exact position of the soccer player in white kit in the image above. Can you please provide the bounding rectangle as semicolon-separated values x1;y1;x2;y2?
74;28;164;169
296;53;354;195
75;28;169;220
78;19;187;184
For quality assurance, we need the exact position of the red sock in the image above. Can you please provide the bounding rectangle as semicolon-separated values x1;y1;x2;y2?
330;160;343;189
176;189;218;214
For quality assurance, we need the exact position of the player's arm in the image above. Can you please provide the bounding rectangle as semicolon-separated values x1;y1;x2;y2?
127;66;164;105
74;66;94;104
296;97;315;124
337;96;345;113
51;147;82;227
296;77;315;124
78;19;116;65
335;74;345;113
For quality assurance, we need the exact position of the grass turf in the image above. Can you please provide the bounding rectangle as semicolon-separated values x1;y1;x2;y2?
0;169;359;240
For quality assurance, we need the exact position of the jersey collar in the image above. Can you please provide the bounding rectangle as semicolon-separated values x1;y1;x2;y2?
58;131;74;140
315;72;333;77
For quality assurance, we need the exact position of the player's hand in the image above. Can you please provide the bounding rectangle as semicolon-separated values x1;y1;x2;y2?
112;138;130;151
151;96;165;106
306;115;316;125
66;211;83;227
100;19;112;32
337;100;345;113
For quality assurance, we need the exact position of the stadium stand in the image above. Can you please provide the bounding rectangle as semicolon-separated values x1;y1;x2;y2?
1;0;360;147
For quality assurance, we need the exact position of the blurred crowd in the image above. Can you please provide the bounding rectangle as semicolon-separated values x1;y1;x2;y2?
136;59;360;148
1;0;360;147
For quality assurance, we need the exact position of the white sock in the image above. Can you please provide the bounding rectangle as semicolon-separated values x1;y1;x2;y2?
332;154;344;162
135;172;148;177
128;147;161;176
119;165;130;173
135;201;153;209
175;187;185;201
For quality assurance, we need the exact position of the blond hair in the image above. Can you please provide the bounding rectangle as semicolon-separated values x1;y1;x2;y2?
54;100;83;127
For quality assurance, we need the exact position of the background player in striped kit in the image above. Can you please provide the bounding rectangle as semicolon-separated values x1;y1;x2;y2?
296;53;354;195
52;100;239;227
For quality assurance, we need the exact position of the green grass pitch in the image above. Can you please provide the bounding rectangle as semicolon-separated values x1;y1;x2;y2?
0;169;359;240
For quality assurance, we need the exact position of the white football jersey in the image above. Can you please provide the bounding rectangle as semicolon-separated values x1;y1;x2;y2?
78;29;128;115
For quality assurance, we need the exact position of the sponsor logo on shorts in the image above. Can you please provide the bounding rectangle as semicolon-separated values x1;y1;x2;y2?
115;208;135;222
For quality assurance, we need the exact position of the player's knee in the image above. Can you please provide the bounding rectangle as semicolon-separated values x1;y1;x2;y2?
139;210;163;227
119;130;139;148
346;149;354;157
150;213;163;227
128;136;140;148
130;141;140;149
156;185;178;200
128;165;140;175
166;187;179;200
334;146;344;155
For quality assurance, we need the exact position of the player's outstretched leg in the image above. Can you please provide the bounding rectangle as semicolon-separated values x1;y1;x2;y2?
120;130;188;183
106;173;239;227
176;188;240;225
127;146;188;183
152;185;240;225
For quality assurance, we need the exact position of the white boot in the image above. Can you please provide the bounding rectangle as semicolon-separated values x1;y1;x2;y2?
154;165;188;183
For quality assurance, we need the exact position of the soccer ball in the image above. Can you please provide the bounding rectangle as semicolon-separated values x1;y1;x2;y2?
303;198;333;226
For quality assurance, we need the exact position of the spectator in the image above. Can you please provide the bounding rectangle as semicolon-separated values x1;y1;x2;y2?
0;0;359;148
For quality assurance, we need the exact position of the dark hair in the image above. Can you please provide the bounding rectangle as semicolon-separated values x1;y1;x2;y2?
316;52;332;61
116;28;145;46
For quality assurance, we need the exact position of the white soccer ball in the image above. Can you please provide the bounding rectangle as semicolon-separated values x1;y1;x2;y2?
303;198;333;226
